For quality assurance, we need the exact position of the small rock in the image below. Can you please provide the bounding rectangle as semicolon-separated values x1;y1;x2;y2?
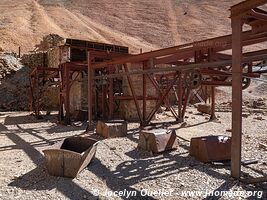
110;147;116;150
197;103;211;115
253;116;264;120
242;113;249;118
191;116;195;119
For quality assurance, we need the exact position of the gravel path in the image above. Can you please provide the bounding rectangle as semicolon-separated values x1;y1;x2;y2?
0;109;266;200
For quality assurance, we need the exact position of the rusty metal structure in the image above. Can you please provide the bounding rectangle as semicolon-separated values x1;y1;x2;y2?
29;39;129;123
86;0;267;182
29;0;267;182
88;32;267;127
230;0;267;183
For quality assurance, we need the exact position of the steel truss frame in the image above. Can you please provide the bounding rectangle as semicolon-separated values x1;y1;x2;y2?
87;21;267;129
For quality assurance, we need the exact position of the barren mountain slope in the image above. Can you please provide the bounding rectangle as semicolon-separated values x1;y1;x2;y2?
0;0;243;53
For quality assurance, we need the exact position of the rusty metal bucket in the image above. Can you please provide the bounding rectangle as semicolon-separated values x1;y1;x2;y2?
43;136;99;178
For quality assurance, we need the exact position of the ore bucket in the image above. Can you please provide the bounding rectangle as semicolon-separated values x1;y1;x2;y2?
43;136;99;178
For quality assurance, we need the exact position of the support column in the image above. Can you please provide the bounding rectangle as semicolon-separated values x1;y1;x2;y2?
210;86;217;120
65;64;71;125
59;65;64;122
108;65;114;119
87;52;93;131
231;16;243;179
143;61;147;123
35;72;40;119
177;72;183;122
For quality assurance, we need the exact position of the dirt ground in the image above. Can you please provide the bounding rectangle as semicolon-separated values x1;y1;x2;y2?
0;106;266;200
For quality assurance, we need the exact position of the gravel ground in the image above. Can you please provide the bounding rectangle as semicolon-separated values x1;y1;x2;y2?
0;108;266;200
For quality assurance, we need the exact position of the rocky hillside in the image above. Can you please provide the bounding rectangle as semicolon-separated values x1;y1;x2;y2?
0;0;243;54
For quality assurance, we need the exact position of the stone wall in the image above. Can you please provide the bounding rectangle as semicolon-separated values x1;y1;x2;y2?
21;52;47;68
68;71;88;117
0;54;30;111
47;46;69;68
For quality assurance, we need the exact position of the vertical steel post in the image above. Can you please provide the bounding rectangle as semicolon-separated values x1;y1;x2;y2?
143;61;147;122
65;64;71;124
18;47;21;58
182;88;190;118
35;72;40;118
205;86;208;104
177;72;183;122
108;65;114;119
101;84;105;118
231;16;243;179
210;86;217;120
87;52;93;130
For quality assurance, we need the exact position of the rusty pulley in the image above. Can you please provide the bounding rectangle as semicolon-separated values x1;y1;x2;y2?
183;70;202;89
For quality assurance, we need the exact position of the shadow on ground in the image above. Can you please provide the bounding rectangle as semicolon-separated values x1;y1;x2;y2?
2;113;267;200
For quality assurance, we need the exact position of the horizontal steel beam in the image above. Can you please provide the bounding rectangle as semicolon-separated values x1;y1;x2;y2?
91;31;255;68
93;53;267;80
202;81;231;86
247;9;267;21
114;96;158;100
91;30;267;67
231;0;267;17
